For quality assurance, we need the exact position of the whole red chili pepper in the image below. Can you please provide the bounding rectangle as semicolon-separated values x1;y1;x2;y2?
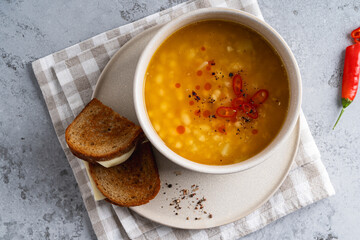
333;27;360;129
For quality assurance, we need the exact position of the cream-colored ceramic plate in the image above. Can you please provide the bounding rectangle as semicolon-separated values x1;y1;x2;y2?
92;25;300;229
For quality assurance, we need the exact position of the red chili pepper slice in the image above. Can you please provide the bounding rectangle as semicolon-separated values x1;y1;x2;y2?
250;89;269;106
351;27;360;43
216;106;237;118
232;74;243;96
231;96;248;109
241;103;258;119
208;60;215;66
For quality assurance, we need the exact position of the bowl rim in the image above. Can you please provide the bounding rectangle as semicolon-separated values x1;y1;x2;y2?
134;7;302;174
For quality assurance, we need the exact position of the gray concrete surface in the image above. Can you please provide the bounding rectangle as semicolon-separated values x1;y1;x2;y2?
0;0;359;239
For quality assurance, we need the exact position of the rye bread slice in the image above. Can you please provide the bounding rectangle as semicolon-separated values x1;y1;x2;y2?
65;98;143;163
89;142;160;207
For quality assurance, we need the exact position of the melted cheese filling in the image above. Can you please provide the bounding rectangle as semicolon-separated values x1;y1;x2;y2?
84;146;136;201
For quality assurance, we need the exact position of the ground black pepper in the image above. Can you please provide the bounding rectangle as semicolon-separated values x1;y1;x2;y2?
163;181;211;221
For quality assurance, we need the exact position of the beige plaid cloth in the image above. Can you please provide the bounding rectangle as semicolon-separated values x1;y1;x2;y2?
32;0;335;239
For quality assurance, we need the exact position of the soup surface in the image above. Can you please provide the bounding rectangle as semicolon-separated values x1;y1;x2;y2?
145;20;289;165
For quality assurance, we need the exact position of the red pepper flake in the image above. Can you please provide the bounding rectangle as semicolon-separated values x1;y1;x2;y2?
176;125;185;134
181;189;188;195
202;110;211;118
197;70;203;76
204;82;212;90
191;185;199;191
175;83;181;88
201;46;206;51
195;85;201;90
252;129;258;135
208;60;215;66
206;65;211;71
218;125;226;134
230;117;237;123
194;110;201;117
189;101;194;106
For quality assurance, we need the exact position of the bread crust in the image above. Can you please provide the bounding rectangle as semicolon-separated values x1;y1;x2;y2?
65;98;143;163
68;132;144;163
89;142;160;207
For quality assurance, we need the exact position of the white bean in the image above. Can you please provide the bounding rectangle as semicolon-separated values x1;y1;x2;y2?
227;46;234;52
221;143;230;156
199;124;210;131
156;75;163;84
181;113;191;125
212;89;221;101
160;103;168;111
175;142;182;149
154;123;161;131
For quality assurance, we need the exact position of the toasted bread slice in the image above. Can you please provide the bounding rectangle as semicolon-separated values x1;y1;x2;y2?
65;98;143;164
89;142;160;207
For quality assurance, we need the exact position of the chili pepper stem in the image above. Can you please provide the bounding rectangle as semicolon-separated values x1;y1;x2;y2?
333;98;352;129
333;108;345;130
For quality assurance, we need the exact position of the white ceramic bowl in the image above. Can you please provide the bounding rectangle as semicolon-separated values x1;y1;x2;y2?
134;8;302;174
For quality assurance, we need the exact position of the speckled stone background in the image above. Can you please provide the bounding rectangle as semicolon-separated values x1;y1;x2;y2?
0;0;359;239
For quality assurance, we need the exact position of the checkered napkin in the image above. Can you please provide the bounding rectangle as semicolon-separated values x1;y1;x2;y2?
32;0;335;239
